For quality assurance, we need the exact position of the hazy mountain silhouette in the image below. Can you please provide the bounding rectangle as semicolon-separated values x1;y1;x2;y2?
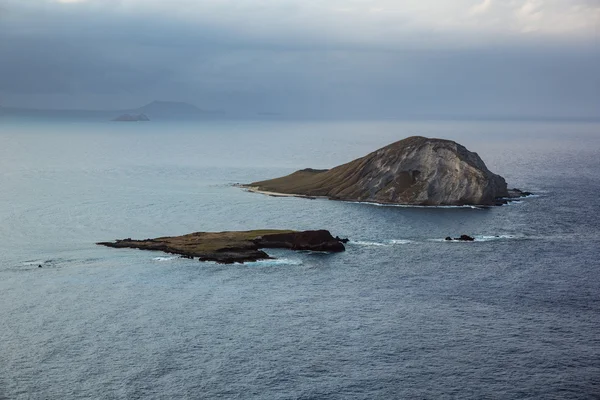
133;101;207;118
0;101;220;120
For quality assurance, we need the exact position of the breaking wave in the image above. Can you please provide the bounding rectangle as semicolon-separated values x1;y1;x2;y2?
351;239;413;247
430;234;527;243
247;258;303;266
389;239;413;245
474;234;523;242
153;256;180;262
344;201;482;209
22;258;74;267
22;260;46;266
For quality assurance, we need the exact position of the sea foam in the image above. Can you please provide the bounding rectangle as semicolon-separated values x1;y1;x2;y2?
430;234;526;243
344;201;482;209
351;239;413;247
153;256;179;262
247;258;303;266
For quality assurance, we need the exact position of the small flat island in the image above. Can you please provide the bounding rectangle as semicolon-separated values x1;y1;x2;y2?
98;229;347;264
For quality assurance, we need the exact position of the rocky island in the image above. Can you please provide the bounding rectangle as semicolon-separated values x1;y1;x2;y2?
98;229;346;264
245;136;527;206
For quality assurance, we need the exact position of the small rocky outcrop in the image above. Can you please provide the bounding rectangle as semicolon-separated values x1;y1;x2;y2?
245;136;516;206
445;235;475;242
98;229;347;264
493;188;534;205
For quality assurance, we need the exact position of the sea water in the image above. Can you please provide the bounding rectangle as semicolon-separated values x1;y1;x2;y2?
0;119;599;399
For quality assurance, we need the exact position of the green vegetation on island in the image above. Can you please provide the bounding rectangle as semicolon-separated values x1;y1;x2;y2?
98;229;347;264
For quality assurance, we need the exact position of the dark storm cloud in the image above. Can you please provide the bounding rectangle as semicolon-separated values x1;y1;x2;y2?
0;0;598;117
0;36;167;94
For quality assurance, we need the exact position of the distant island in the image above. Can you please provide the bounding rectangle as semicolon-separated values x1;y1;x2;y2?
113;101;210;121
112;113;150;122
244;136;530;206
135;100;209;118
0;100;217;121
98;230;347;264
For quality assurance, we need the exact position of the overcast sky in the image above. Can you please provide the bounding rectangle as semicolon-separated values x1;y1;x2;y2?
1;0;598;118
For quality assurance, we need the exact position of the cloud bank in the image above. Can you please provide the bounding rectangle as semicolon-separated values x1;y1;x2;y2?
1;0;598;117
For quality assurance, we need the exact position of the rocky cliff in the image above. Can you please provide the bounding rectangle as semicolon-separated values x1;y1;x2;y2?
248;136;510;206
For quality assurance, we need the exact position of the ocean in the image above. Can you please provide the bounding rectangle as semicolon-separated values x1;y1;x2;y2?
1;119;599;399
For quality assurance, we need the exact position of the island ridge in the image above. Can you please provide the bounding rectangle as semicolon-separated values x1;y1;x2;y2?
245;136;518;206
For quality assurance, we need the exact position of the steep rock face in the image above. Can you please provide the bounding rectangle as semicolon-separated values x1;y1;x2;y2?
249;136;509;206
254;230;346;252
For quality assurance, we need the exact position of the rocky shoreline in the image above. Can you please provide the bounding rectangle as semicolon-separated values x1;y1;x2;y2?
494;188;534;206
98;229;347;264
238;184;532;208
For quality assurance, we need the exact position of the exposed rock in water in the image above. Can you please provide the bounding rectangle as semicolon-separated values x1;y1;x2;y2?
508;188;533;197
335;236;350;244
445;235;475;241
98;229;346;264
245;136;514;206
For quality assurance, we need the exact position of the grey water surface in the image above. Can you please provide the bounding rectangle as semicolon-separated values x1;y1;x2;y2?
1;119;599;399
